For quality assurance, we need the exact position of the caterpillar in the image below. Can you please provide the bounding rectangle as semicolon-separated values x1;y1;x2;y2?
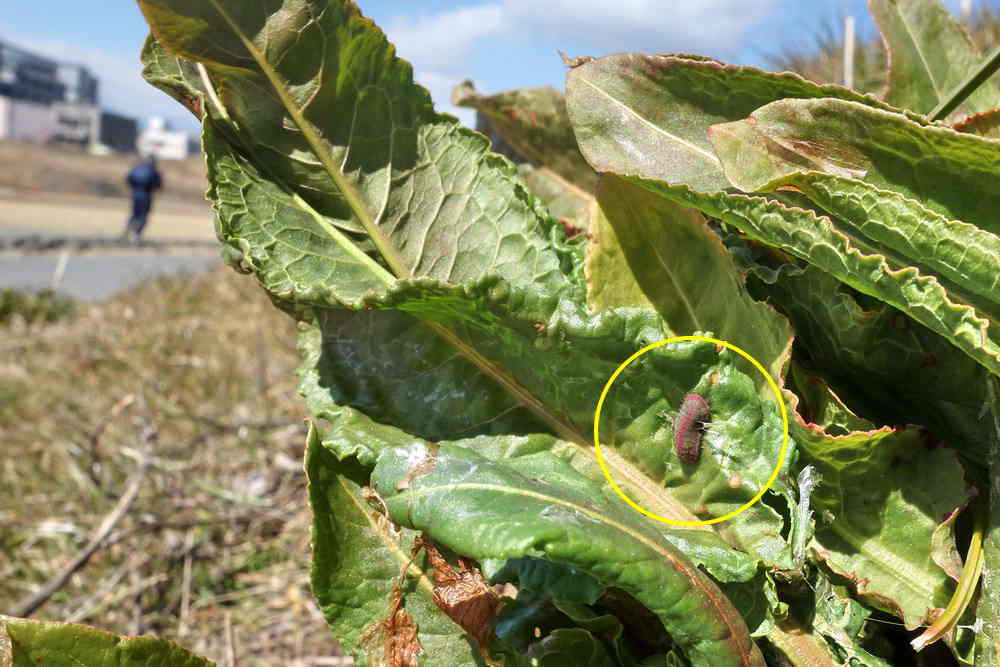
675;393;710;464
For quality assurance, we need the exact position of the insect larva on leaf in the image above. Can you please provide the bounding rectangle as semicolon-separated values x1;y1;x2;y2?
675;393;710;464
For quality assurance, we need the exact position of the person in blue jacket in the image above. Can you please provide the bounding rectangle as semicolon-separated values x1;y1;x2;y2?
123;155;163;241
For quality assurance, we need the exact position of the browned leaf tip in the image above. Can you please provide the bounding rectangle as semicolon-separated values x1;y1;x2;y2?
414;535;500;647
359;584;423;667
559;51;594;68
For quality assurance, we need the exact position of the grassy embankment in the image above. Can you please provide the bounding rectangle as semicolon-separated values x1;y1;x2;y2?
0;268;348;665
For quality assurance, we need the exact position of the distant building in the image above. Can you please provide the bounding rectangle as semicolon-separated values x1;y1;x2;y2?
56;63;98;106
137;117;199;160
0;96;54;142
51;103;137;154
0;38;138;154
0;40;66;105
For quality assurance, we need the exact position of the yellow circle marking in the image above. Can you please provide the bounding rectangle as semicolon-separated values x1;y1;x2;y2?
593;335;789;527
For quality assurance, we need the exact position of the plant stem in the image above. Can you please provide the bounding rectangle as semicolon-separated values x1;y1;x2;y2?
911;501;987;651
930;47;1000;121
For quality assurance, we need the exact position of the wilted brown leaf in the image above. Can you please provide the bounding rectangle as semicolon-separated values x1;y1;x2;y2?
414;535;499;647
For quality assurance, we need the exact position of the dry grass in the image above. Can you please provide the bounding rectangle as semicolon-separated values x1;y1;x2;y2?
0;139;207;204
766;3;1000;95
0;267;349;665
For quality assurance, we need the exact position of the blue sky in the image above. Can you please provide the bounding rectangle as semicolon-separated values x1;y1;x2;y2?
0;0;977;133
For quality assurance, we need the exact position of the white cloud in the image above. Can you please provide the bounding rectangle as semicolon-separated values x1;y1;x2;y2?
4;1;782;136
378;0;780;125
503;0;778;58
0;33;199;132
382;5;506;125
384;5;506;71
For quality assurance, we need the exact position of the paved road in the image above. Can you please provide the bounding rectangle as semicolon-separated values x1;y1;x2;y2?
1;190;221;301
3;251;221;301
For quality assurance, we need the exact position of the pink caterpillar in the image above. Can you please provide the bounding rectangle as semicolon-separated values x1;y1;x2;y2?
675;393;710;464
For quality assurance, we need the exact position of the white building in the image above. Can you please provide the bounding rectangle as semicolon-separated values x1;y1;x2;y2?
0;96;54;142
0;38;138;154
137;117;199;160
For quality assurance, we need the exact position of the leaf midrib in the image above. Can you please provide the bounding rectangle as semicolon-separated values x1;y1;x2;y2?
893;4;943;98
820;520;939;613
338;475;436;596
205;0;411;280
577;74;722;167
198;0;709;536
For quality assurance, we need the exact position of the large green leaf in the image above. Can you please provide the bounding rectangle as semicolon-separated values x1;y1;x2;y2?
564;54;925;194
0;615;212;666
305;426;488;666
452;81;597;192
313;400;762;587
870;0;1000;117
614;178;1000;376
370;441;766;667
139;0;571;295
743;173;1000;308
705;97;1000;237
594;174;793;386
584;196;655;313
298;278;801;566
308;402;768;665
206;125;394;308
747;259;995;464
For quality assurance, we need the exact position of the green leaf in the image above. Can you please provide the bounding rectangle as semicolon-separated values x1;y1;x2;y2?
705;97;1000;237
975;377;1000;666
619;178;1000;376
300;277;802;567
748;173;1000;309
311;389;762;581
139;34;207;121
870;0;1000;117
594;174;793;386
206;124;394;308
492;591;636;664
719;571;785;638
584;196;655;312
793;421;972;629
0;615;212;666
524;628;618;666
488;558;604;605
809;576;891;667
748;261;995;463
305;425;489;666
786;367;874;437
453;81;597;192
564;54;925;193
139;0;571;295
370;441;766;667
518;165;593;232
